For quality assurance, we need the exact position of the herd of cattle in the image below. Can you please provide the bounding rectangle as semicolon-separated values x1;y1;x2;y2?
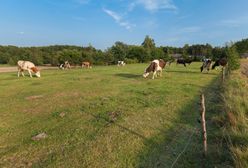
17;58;227;79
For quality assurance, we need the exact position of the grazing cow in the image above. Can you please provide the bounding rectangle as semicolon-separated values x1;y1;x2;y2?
176;58;193;67
59;61;71;70
143;59;166;79
212;58;228;70
17;60;41;78
82;61;92;68
117;61;126;66
200;59;212;72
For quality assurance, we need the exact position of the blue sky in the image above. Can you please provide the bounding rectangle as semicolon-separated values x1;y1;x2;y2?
0;0;248;49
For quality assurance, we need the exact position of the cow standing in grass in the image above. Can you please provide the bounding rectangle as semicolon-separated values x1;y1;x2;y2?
200;59;212;73
82;61;92;68
117;61;126;66
177;58;193;67
212;58;228;70
59;61;71;70
143;59;166;79
17;60;41;78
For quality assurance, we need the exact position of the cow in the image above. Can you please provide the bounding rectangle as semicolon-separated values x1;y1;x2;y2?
117;61;126;66
143;59;166;79
82;61;92;68
176;58;193;67
17;60;41;78
200;59;212;73
212;58;228;70
59;61;71;70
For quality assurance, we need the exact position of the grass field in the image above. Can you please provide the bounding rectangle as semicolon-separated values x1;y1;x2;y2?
0;63;232;167
223;59;248;167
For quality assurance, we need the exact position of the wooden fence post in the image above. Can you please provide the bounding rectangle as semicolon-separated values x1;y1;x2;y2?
222;67;226;82
200;94;207;156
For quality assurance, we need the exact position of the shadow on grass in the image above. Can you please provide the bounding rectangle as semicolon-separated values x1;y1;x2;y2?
134;75;233;167
115;73;142;79
167;69;217;75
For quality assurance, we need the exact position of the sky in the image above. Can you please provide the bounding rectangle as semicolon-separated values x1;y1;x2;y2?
0;0;248;50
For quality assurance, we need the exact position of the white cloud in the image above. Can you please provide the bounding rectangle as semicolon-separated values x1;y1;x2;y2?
219;20;241;28
129;0;177;12
180;26;201;33
103;8;121;22
103;8;135;30
17;32;25;35
219;16;248;28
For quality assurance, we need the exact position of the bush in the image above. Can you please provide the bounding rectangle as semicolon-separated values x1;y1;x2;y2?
227;46;240;70
8;57;16;65
125;58;139;64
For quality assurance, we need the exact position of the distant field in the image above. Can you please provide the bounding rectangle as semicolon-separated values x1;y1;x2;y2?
0;64;13;67
0;63;232;167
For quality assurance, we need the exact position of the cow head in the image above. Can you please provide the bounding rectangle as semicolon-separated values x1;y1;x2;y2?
143;62;156;78
31;67;41;78
36;71;41;78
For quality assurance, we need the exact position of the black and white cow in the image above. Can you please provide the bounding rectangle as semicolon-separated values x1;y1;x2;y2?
212;58;228;70
59;61;71;70
143;59;166;79
117;61;126;66
200;59;212;73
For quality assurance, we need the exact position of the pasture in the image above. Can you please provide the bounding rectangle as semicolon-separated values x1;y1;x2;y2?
0;63;232;167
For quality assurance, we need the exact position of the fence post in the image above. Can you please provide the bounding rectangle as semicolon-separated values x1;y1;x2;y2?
200;94;207;156
222;67;225;82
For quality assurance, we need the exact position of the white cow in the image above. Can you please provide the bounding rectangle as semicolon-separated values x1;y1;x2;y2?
143;59;166;79
17;60;41;78
117;61;126;66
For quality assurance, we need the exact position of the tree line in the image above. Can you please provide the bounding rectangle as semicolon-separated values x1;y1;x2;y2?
0;36;246;68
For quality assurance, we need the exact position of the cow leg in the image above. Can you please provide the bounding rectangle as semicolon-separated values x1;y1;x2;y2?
28;69;33;78
184;63;186;67
159;70;162;77
22;71;25;77
19;69;25;77
152;71;157;79
17;69;20;77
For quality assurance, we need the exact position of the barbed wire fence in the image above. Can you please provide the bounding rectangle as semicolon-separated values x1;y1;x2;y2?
170;93;207;168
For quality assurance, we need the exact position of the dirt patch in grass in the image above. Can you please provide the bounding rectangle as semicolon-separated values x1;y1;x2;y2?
25;95;44;100
32;132;48;141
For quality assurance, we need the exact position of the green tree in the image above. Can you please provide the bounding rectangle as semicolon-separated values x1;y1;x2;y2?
110;41;128;63
128;46;149;63
142;35;155;49
150;47;167;60
226;45;240;70
182;44;189;59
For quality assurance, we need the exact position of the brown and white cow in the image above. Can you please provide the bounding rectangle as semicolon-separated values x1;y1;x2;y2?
82;61;92;68
143;59;166;79
17;60;41;78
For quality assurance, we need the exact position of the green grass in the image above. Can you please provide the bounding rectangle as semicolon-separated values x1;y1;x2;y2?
0;63;232;167
222;60;248;168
